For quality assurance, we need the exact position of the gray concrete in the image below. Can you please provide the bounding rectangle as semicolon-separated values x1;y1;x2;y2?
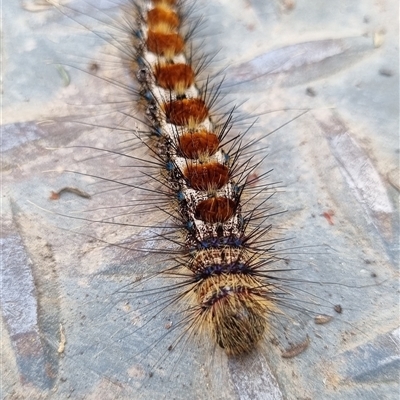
2;0;399;399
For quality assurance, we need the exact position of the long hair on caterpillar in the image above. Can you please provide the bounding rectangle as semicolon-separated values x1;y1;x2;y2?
3;0;398;399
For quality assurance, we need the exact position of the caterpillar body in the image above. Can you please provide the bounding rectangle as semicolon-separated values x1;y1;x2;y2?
131;0;282;356
3;0;398;399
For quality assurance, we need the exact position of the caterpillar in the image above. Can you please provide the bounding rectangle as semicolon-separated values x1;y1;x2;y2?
129;0;283;356
3;0;399;399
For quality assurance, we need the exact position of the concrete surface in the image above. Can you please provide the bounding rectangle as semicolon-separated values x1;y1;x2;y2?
2;0;399;399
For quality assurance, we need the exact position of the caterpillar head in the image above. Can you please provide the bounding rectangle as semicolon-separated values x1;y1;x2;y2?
197;274;276;355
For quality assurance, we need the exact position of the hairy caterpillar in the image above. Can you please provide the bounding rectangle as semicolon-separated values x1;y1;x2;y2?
126;0;285;356
2;0;399;399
